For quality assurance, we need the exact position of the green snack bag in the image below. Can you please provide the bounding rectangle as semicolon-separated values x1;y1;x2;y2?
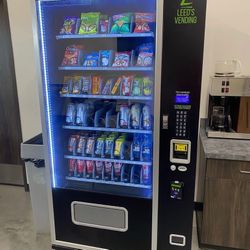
132;77;143;96
111;13;131;34
143;77;153;96
79;12;100;34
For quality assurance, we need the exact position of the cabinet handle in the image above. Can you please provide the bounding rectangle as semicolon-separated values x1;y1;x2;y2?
240;170;250;174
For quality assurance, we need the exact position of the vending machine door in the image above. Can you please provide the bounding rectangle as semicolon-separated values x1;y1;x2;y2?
35;0;163;249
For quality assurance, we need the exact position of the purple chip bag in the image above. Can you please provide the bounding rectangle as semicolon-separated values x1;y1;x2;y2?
60;17;77;35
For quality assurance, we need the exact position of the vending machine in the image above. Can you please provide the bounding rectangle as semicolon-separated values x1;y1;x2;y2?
33;0;206;249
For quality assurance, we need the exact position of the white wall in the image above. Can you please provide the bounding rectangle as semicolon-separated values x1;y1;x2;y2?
200;0;250;118
7;0;41;141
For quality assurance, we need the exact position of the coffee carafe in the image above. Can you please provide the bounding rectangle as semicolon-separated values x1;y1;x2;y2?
210;97;232;132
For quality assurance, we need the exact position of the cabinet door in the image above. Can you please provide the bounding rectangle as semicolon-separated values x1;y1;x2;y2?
202;160;250;249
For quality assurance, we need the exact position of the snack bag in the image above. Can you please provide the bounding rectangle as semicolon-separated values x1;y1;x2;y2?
68;159;77;177
136;43;154;67
66;103;76;124
72;76;82;94
132;77;143;96
95;161;104;180
121;75;133;96
60;76;73;94
143;77;153;96
105;133;117;157
92;76;102;94
132;165;142;184
142;134;152;161
86;136;96;155
119;104;130;128
100;50;113;67
61;45;83;66
111;13;131;34
68;135;79;155
113;163;123;182
134;13;155;33
142;165;151;185
111;77;122;95
112;52;130;67
60;17;77;34
86;161;94;178
122;165;132;183
131;103;141;129
114;136;126;158
83;52;99;67
142;105;152;130
95;135;106;156
102;79;114;95
104;162;113;181
76;160;86;178
79;12;100;34
82;76;92;94
132;134;142;160
136;52;153;66
77;136;87;156
76;103;87;125
99;15;109;34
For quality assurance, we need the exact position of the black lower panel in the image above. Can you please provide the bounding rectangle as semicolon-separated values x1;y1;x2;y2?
53;188;152;250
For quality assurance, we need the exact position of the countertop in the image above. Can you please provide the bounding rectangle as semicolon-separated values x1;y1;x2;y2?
200;119;250;161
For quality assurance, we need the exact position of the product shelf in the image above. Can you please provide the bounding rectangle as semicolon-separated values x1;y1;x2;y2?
64;155;152;166
56;32;154;40
58;66;154;71
66;176;151;189
60;93;153;101
63;125;152;134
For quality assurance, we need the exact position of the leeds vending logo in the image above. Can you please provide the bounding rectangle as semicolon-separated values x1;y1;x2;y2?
175;0;198;25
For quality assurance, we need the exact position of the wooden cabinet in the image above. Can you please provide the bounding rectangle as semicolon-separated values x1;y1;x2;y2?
199;159;250;250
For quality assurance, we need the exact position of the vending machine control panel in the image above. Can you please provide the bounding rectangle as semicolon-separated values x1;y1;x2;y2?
174;92;191;138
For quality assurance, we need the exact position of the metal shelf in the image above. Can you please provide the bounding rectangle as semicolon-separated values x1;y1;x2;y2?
58;66;154;71
56;32;154;40
64;155;152;166
66;176;151;189
60;93;152;101
63;125;152;134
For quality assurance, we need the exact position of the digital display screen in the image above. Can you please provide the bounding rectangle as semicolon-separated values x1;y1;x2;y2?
175;94;190;104
174;143;188;152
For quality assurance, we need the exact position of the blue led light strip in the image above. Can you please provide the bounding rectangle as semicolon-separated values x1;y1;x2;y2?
38;1;56;187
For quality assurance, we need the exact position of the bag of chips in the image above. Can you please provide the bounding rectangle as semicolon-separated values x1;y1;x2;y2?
99;15;109;34
60;76;73;94
134;13;155;33
111;77;122;95
132;77;143;96
121;75;133;96
72;76;82;94
143;77;153;96
111;13;132;34
79;12;100;34
102;79;114;95
136;43;154;67
100;50;113;67
60;17;78;34
92;76;103;94
61;45;83;66
83;52;99;67
112;52;130;67
82;76;92;94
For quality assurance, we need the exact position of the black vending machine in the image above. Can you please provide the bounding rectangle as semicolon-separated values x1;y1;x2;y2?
33;0;206;249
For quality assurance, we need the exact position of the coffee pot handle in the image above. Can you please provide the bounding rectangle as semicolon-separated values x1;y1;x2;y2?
233;59;242;76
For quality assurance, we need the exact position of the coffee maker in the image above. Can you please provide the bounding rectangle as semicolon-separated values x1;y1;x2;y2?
207;76;250;139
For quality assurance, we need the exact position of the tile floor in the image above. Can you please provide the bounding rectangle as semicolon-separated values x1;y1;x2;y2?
0;185;200;250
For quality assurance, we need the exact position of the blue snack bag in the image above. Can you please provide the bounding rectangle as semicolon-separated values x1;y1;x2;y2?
142;134;152;161
132;134;142;160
